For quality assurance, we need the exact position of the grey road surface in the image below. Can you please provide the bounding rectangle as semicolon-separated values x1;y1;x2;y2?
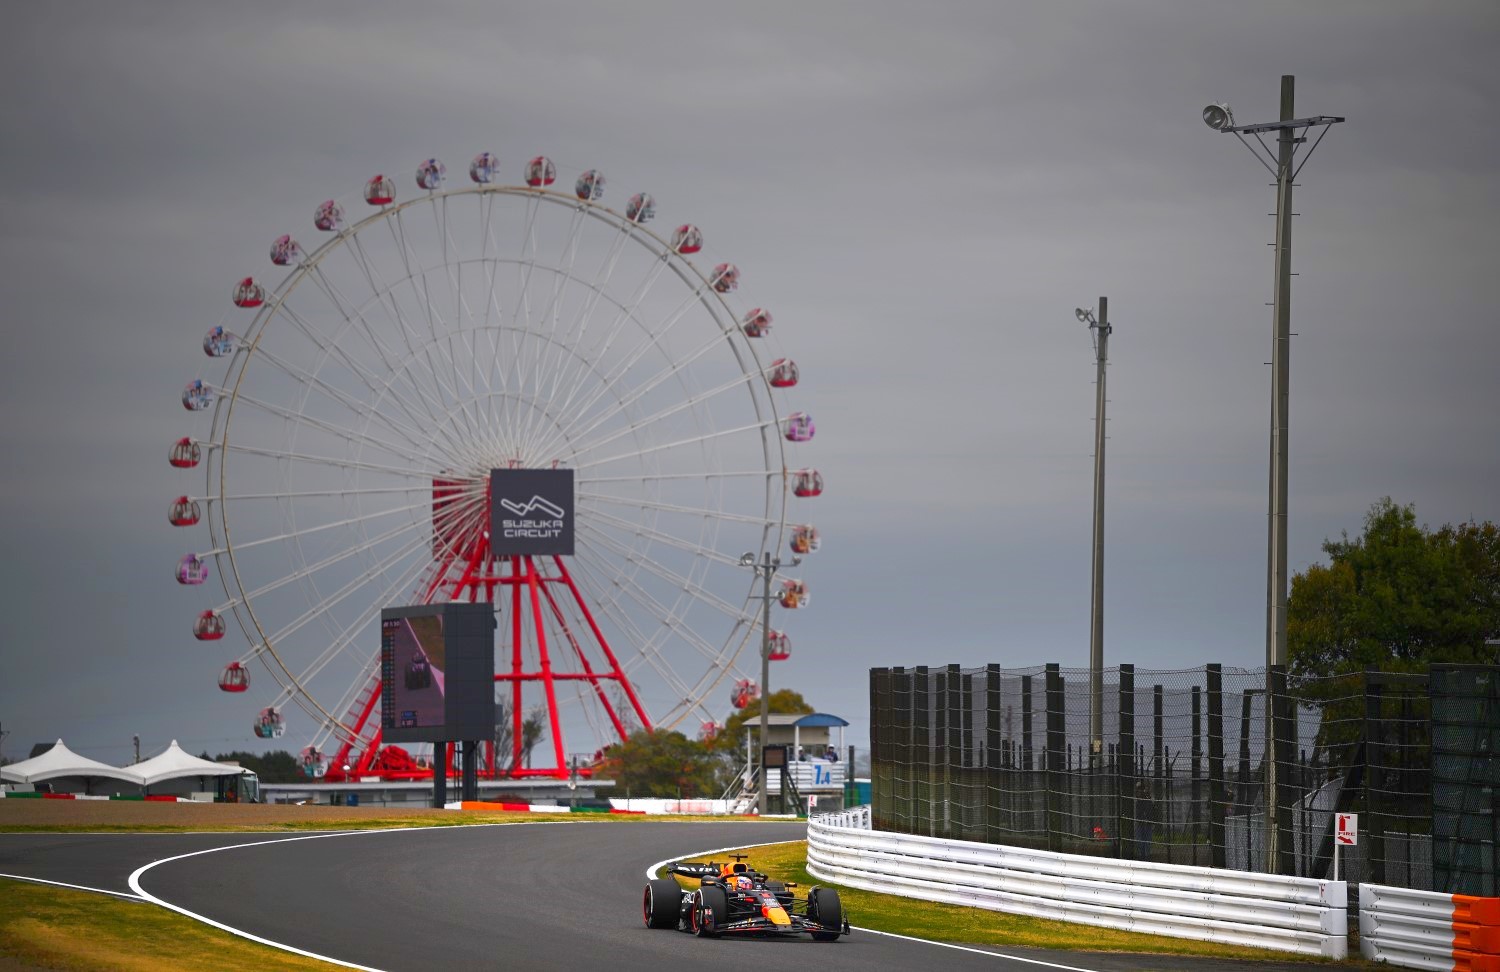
3;822;1332;971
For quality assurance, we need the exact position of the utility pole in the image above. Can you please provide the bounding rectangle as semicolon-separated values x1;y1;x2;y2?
740;549;799;816
1202;76;1344;872
1075;300;1112;757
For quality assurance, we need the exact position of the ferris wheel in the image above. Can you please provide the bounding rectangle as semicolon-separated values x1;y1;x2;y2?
169;152;823;780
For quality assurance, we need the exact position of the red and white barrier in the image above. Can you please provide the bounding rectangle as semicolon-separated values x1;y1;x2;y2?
1360;883;1500;972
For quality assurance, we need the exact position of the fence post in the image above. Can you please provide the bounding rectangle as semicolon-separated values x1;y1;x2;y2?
985;664;1001;844
1363;667;1385;884
947;662;962;838
871;667;888;827
933;665;949;838
1191;684;1203;858
1118;663;1135;859
1045;663;1065;852
913;665;929;836
1270;665;1295;875
1207;663;1226;868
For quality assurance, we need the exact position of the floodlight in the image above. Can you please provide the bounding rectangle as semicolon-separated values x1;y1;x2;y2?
1075;308;1090;323
739;552;755;567
1202;103;1234;131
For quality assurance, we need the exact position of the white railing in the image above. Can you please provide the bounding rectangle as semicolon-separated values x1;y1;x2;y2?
806;807;1347;959
1359;883;1500;971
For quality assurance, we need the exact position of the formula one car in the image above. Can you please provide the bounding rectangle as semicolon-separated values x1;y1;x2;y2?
642;854;849;941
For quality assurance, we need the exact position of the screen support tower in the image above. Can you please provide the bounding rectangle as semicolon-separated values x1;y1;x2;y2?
327;474;653;782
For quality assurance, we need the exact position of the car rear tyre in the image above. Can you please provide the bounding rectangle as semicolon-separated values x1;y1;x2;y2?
643;878;681;929
809;887;842;941
690;885;727;938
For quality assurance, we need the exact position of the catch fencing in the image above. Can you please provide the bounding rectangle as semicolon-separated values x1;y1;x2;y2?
869;663;1498;891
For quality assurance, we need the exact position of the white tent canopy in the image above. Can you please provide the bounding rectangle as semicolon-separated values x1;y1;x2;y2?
124;740;245;787
0;739;144;785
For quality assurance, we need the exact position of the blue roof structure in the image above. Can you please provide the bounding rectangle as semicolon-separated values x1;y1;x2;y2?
792;712;849;728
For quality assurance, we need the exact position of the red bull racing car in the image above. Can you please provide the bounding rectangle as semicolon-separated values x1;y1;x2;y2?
642;854;849;941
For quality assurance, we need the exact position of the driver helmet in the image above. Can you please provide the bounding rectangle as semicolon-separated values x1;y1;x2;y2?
735;874;754;891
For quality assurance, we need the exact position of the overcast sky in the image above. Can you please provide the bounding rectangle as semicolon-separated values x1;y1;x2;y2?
2;1;1496;767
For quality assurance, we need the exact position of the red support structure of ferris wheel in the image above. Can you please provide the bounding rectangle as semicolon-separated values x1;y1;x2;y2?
325;481;653;782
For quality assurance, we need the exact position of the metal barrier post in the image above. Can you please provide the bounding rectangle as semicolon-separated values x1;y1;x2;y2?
1207;663;1226;868
1046;663;1065;852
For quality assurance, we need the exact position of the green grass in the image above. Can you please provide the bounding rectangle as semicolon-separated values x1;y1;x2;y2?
670;840;1346;963
0;879;342;970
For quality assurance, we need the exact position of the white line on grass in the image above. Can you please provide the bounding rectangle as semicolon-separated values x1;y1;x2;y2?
0;872;145;901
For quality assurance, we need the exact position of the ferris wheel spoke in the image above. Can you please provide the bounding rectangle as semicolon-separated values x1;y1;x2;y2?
579;527;751;628
562;363;757;463
390;208;488;446
348;232;471;423
231;513;429;606
250;343;440;456
279;554;430;702
222;442;446;480
225;391;437;469
580;504;732;568
512;207;593;454
521;218;660;452
267;297;460;458
582;470;780;484
304;266;454;432
217;497;431;555
531;256;692;457
581;492;778;530
572;421;774;471
568;548;706;705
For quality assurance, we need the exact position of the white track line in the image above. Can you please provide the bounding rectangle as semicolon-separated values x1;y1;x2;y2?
128;823;525;972
0;872;145;901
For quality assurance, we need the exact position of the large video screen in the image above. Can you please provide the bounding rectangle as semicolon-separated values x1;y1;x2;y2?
381;603;495;743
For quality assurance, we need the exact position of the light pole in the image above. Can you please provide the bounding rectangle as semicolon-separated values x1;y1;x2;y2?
1075;300;1111;758
739;549;799;815
1204;75;1343;871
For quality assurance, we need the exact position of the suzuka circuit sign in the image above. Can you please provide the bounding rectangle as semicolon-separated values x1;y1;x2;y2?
489;468;575;556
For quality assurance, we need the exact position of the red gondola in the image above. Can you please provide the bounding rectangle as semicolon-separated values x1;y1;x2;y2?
790;524;820;555
784;412;815;443
254;707;285;739
731;678;759;710
232;277;265;309
625;192;655;224
575;169;605;200
670;224;702;254
415;158;446;190
791;468;823;498
768;358;799;388
524;156;556;187
741;308;772;338
314;199;345;232
169;437;201;469
193;610;225;641
203;326;236;357
363;174;395;205
778;578;808;609
269;234;303;266
218;661;250;693
711;263;739;293
699;720;721;741
182;379;214;411
767;630;791;661
169;496;201;527
470;152;500;185
177;554;210;585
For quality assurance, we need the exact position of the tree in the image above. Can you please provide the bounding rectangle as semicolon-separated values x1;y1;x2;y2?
492;702;549;773
1288;498;1500;679
600;729;718;799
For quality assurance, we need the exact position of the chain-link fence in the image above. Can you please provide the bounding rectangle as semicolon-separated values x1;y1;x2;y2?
869;663;1498;893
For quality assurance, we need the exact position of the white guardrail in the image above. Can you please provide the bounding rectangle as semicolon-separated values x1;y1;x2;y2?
807;806;1347;958
1359;883;1500;972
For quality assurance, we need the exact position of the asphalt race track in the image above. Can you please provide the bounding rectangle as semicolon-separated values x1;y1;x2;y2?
1;822;1329;971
